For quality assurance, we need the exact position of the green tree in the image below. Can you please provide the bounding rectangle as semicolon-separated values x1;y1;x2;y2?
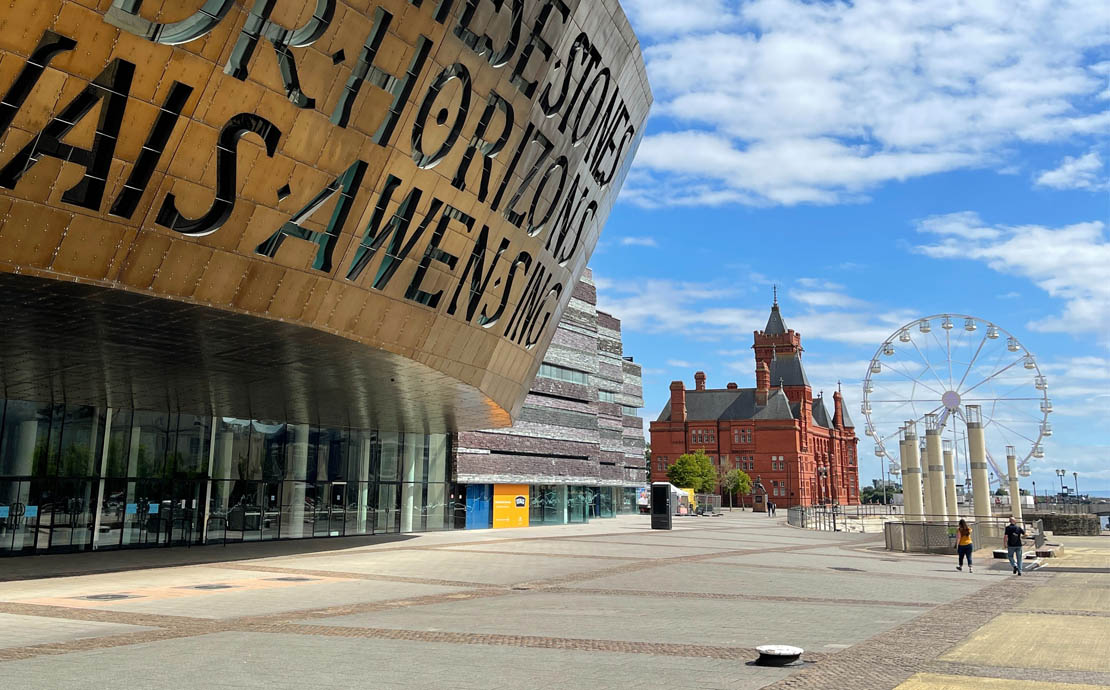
994;487;1008;496
644;443;652;474
722;469;752;511
665;450;718;493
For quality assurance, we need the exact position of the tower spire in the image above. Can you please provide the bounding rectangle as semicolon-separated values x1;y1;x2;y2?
773;284;778;306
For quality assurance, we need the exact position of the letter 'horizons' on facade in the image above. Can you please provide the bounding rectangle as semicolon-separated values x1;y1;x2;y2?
0;0;652;433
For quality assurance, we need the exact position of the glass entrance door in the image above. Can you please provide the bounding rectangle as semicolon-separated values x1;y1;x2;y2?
168;481;204;546
328;482;347;537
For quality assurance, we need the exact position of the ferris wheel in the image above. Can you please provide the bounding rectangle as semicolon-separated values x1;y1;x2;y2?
861;314;1051;488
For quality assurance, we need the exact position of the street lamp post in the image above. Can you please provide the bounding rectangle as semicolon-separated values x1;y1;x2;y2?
1074;472;1080;501
1056;468;1066;503
1031;480;1037;509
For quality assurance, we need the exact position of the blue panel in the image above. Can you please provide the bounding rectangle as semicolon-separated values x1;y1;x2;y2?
465;485;491;530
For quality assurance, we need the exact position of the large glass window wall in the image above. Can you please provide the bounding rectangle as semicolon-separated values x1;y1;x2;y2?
0;398;452;556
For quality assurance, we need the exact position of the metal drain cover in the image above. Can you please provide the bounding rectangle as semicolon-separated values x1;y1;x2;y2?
188;584;238;590
267;577;317;582
829;567;864;572
81;593;137;601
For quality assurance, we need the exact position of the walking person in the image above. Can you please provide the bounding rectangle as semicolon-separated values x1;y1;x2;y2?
956;519;973;573
1005;516;1027;575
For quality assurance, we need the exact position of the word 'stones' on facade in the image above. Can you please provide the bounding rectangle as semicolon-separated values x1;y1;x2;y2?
0;0;650;555
455;269;646;527
650;298;861;507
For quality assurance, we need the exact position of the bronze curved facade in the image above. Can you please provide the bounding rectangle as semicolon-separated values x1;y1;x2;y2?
0;0;650;431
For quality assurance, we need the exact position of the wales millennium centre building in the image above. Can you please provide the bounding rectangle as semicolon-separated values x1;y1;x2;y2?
0;0;650;555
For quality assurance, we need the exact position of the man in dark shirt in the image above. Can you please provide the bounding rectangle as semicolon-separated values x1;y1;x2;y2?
1004;517;1027;575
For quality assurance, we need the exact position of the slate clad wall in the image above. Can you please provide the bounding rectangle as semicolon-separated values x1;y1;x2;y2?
456;269;646;487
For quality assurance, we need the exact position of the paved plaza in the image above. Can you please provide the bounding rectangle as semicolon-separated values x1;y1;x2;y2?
0;513;1107;689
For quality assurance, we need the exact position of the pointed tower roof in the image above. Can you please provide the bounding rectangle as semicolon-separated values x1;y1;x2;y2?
755;383;794;420
812;394;832;428
764;288;787;335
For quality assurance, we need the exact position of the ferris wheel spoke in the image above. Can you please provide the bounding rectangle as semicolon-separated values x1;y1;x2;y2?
956;332;988;390
983;448;1006;482
961;397;1042;402
988;418;1039;445
959;356;1025;397
945;326;954;389
873;380;923;401
871;399;947;403
907;337;950;393
885;361;946;397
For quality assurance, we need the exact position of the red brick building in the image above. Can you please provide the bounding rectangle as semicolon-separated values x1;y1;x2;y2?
649;298;859;507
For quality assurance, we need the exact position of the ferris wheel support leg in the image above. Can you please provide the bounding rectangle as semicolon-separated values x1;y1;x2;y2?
902;430;924;522
968;422;992;529
943;449;959;519
926;430;947;520
1007;453;1022;521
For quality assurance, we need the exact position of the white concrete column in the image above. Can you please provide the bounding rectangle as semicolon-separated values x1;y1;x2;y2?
400;433;420;533
967;407;991;524
925;428;947;520
943;440;958;519
10;420;38;550
1006;447;1022;520
282;423;310;538
121;423;142;546
356;436;371;534
919;437;933;518
92;408;112;549
213;431;234;522
901;422;924;522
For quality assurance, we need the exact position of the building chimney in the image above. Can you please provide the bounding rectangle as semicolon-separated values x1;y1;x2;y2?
670;380;686;422
727;382;737;390
694;371;706;391
755;361;770;405
832;390;843;428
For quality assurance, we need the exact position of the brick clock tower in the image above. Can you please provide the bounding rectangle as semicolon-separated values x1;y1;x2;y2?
649;296;860;507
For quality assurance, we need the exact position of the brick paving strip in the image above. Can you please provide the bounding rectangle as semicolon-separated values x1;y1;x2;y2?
243;622;830;661
697;559;978;583
544;586;934;609
213;563;494;588
760;573;1047;689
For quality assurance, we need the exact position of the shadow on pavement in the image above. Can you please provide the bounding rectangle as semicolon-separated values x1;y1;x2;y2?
0;533;421;582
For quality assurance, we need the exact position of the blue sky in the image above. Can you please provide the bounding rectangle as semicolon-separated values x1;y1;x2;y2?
588;0;1110;493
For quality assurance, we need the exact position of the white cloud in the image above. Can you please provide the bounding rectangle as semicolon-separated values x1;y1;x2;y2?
622;0;739;36
915;212;1110;346
619;236;659;247
997;291;1021;299
623;0;1110;207
595;275;916;346
1035;151;1107;190
665;359;699;369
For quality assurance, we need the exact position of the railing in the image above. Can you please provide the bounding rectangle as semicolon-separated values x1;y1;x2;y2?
884;516;1039;553
787;504;901;533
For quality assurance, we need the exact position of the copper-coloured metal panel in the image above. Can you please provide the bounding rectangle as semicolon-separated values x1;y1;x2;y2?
0;0;652;430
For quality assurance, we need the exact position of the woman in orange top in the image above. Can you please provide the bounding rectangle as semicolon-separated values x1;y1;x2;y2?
956;518;973;573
